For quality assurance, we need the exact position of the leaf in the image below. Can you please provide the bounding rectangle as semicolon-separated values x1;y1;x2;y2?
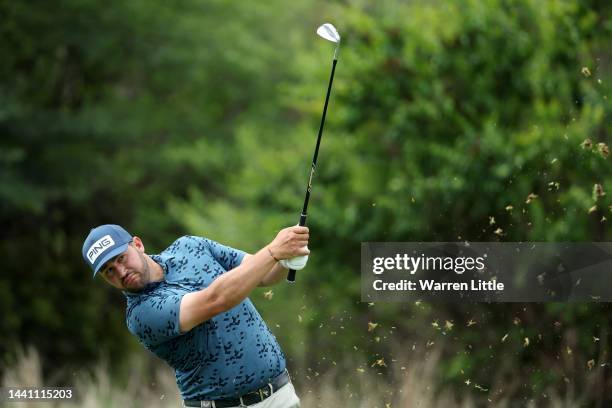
593;184;606;200
371;358;386;367
581;67;592;77
474;384;489;392
587;359;595;370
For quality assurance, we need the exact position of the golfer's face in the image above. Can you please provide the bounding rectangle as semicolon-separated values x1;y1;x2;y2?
99;239;149;292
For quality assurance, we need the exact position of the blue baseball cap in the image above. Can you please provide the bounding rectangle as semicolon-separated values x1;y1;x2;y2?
82;224;133;277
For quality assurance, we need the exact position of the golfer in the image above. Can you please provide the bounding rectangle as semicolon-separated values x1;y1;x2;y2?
82;224;309;407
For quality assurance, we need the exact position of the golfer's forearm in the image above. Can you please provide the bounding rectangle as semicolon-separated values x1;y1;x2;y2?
260;263;288;286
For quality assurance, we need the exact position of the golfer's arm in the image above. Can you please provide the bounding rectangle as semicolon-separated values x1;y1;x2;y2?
259;262;288;286
239;254;287;287
179;248;276;332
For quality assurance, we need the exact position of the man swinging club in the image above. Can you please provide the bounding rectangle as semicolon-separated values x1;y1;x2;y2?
82;223;309;407
82;21;339;408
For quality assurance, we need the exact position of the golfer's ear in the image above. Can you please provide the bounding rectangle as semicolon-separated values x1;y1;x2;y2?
132;236;145;252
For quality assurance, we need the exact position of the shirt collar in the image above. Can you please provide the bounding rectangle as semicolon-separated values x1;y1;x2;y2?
150;252;175;274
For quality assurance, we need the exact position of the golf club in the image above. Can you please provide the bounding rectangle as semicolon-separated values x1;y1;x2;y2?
286;23;341;283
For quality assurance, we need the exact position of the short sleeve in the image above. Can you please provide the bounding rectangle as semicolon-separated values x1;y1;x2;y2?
127;292;184;348
205;238;246;271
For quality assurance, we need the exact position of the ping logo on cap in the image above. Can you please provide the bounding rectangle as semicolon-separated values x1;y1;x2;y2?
87;235;115;264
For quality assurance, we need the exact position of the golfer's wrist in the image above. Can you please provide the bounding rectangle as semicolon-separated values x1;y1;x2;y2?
267;246;280;262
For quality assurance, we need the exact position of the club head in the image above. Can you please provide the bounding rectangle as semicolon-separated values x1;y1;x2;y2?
316;23;340;43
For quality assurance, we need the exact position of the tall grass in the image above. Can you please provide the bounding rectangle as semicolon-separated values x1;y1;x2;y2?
2;347;180;408
2;346;581;407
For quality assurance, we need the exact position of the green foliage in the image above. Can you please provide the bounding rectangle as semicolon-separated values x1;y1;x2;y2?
182;0;612;402
0;0;312;372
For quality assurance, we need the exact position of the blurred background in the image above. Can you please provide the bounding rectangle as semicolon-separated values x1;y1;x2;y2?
1;0;611;406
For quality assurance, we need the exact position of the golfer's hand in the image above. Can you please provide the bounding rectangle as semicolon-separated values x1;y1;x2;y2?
269;226;310;260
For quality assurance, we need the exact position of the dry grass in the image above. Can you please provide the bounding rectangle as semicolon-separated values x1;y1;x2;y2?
2;346;582;407
299;348;472;408
1;347;180;408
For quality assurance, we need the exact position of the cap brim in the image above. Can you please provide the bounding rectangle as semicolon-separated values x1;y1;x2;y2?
92;243;129;278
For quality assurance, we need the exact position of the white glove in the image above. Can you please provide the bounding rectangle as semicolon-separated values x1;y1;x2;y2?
280;247;309;270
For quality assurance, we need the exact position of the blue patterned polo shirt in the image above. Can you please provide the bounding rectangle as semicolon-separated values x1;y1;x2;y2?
123;236;286;400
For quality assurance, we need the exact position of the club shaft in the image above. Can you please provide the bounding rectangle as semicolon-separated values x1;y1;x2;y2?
287;58;338;283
